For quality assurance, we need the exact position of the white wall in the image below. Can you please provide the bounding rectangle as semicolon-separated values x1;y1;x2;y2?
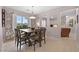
37;6;78;38
75;24;79;40
76;8;79;40
0;7;3;51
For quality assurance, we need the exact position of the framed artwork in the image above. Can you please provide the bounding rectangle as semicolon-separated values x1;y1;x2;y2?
2;9;5;27
66;16;77;27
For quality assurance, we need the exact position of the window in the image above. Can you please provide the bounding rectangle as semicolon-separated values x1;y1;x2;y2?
16;16;22;23
41;18;47;27
16;16;28;29
22;17;28;24
16;16;28;24
41;20;46;27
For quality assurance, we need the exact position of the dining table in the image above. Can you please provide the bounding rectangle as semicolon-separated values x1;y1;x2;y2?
20;29;34;33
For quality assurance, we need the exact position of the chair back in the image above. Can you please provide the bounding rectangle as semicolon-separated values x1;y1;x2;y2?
15;29;21;40
35;29;41;36
40;28;46;39
15;29;19;39
31;27;35;30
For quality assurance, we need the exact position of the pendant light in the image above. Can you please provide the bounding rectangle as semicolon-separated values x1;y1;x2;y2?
29;6;36;19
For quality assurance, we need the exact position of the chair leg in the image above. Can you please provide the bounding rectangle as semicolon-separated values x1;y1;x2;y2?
25;39;26;44
39;40;42;47
17;40;19;51
34;42;35;52
20;40;21;51
15;39;16;44
29;40;32;46
44;37;46;44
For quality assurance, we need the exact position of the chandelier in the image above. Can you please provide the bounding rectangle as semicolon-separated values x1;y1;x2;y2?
29;6;36;19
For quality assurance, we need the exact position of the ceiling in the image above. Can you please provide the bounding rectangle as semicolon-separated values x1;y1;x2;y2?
6;6;60;15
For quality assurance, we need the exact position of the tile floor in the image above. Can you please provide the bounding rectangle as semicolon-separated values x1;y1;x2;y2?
1;36;79;52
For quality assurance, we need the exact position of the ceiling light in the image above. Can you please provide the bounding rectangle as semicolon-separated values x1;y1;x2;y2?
29;6;36;19
29;16;36;19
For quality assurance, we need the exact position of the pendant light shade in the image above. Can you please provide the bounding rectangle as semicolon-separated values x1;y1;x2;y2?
29;16;36;19
29;6;36;19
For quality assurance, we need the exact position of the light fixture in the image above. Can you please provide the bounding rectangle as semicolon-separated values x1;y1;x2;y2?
29;6;36;19
29;16;36;19
53;24;58;27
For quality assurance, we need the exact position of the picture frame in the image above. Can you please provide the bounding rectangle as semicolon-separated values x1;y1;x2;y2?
2;9;5;27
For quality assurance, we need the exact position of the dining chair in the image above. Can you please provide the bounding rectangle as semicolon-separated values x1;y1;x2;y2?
31;27;35;30
15;29;29;51
15;29;23;44
29;29;41;51
15;29;19;45
35;29;42;47
40;27;46;44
